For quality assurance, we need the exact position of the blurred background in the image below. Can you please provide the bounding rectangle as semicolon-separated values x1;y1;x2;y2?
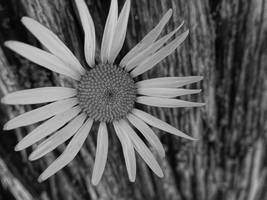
0;0;266;199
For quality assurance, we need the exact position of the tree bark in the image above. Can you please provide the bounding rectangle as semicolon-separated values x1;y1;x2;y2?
0;0;266;200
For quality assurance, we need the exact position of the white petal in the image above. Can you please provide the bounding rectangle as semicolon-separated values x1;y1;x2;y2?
137;88;201;98
4;98;78;130
92;122;109;185
132;108;196;140
118;119;163;177
15;106;81;151
127;114;165;158
4;41;81;80
74;0;95;66
100;0;118;63
125;21;184;71
131;30;189;77
38;118;93;182
108;0;131;63
136;76;203;88
113;121;136;181
137;96;205;108
2;87;77;105
21;17;85;74
29;113;86;161
120;9;172;67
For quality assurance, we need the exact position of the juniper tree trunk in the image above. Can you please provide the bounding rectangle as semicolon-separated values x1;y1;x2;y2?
0;0;266;200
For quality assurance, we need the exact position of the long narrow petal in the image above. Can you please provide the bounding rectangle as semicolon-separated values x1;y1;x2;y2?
137;88;201;98
137;96;205;108
21;17;85;74
113;121;136;181
4;98;78;130
75;0;95;66
127;114;165;158
2;87;77;105
29;113;86;161
15;106;81;151
136;76;203;88
131;30;189;77
118;119;163;177
92;122;109;185
100;0;118;63
120;9;172;67
125;22;184;71
132;109;196;140
4;41;81;80
38;118;93;182
108;0;131;63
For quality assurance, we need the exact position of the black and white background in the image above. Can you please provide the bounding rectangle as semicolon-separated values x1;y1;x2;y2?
0;0;266;200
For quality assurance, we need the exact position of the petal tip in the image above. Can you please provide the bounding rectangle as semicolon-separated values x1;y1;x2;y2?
37;175;45;183
194;76;203;82
21;16;33;27
167;9;173;16
190;102;206;107
28;153;36;161
157;169;164;178
129;177;136;182
4;41;17;50
21;16;28;23
184;29;190;36
180;133;198;141
91;178;99;186
3;41;11;48
189;137;199;141
3;122;10;130
14;145;21;151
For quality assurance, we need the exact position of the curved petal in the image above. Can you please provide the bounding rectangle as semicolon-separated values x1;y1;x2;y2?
4;41;81;80
120;9;172;67
131;30;189;77
137;88;201;98
21;17;85;74
125;21;184;71
127;113;165;158
75;0;95;66
2;87;77;105
15;106;81;151
100;0;118;63
4;98;78;130
108;0;131;63
38;118;93;182
92;122;109;185
113;121;136;181
132;108;197;140
118;119;163;177
29;113;86;161
136;76;203;88
136;96;205;108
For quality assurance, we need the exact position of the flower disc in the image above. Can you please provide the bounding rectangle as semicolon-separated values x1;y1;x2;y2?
77;64;136;122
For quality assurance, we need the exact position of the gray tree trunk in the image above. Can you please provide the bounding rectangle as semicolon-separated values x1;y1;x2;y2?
0;0;266;200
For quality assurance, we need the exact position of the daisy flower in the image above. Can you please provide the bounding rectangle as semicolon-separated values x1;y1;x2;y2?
2;0;204;185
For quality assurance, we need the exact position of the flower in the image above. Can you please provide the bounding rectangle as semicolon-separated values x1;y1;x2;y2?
2;0;204;185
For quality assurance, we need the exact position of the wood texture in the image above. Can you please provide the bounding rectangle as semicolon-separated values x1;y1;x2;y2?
0;0;266;199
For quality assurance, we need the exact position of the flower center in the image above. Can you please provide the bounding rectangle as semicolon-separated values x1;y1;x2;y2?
77;64;136;122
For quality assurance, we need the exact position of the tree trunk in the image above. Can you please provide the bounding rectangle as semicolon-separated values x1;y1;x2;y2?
0;0;266;200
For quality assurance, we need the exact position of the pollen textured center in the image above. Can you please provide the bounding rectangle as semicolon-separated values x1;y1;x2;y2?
77;64;136;122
